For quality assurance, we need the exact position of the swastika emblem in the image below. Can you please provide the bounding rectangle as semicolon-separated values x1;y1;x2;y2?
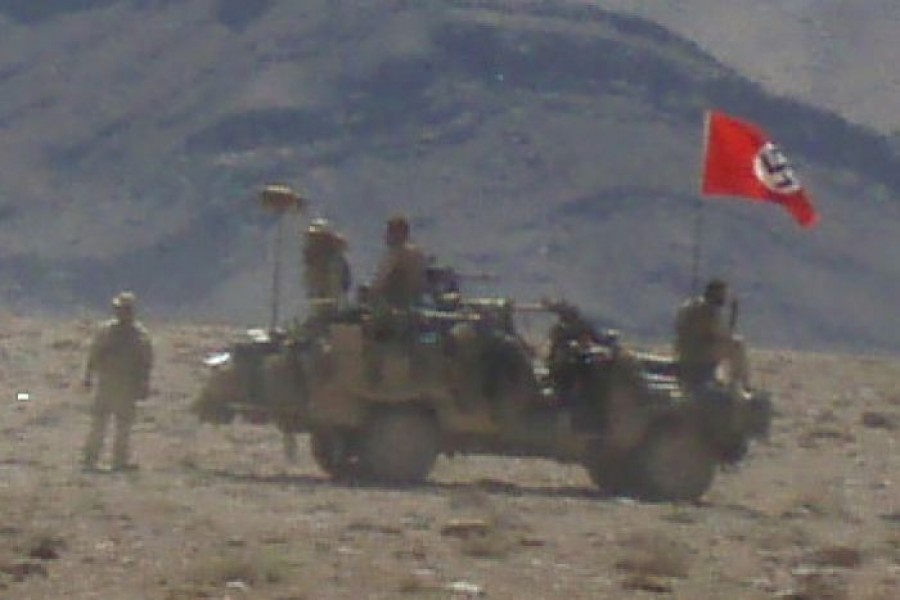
753;142;801;194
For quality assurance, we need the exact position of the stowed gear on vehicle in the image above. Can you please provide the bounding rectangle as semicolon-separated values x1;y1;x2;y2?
193;291;772;502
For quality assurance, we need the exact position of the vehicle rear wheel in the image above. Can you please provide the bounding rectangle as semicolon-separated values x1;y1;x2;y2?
309;430;359;479
635;421;716;502
358;409;439;485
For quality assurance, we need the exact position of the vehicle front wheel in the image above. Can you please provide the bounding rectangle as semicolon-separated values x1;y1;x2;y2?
358;409;440;485
309;429;360;480
584;443;638;497
634;421;716;502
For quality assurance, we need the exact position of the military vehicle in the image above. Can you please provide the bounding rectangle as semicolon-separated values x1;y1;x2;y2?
193;290;772;502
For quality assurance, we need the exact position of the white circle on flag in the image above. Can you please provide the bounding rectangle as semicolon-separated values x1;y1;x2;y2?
753;142;801;194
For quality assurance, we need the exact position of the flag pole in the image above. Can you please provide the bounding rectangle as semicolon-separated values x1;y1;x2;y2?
258;184;306;331
691;110;712;296
690;199;704;296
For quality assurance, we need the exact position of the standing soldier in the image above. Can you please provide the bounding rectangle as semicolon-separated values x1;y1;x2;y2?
82;291;154;472
674;278;750;393
302;218;351;316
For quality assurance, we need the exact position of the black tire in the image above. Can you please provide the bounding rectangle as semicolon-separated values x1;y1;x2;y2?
584;448;638;497
309;430;359;479
717;438;749;464
358;409;440;485
635;421;716;502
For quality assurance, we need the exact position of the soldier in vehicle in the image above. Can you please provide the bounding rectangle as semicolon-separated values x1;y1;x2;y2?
674;278;750;393
547;301;600;401
364;215;429;383
82;291;154;472
303;217;351;316
446;302;535;421
370;215;428;309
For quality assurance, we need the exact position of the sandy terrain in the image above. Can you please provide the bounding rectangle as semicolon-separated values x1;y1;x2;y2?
0;313;897;599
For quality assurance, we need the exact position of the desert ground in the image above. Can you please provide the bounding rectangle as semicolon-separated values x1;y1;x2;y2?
0;312;898;600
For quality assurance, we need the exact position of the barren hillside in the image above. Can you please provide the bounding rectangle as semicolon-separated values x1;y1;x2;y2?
599;0;900;132
1;1;900;353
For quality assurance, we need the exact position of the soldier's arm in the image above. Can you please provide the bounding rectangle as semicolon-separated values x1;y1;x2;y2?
325;254;348;296
138;330;154;398
83;326;106;387
83;346;95;388
673;304;690;356
138;327;154;375
410;248;429;296
143;334;154;374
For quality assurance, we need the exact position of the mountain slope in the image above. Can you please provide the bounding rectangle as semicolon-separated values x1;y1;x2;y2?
1;0;900;352
598;0;900;133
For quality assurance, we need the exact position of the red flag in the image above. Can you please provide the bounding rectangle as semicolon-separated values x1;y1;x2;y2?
701;110;818;228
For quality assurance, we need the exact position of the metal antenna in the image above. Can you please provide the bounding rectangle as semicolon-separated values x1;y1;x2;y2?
258;184;306;331
270;214;285;331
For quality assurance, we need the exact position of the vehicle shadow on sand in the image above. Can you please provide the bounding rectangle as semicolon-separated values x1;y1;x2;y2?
190;466;603;501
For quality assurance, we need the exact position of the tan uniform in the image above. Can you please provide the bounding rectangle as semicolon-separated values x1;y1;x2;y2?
674;297;748;391
83;319;153;469
362;241;427;384
370;242;427;309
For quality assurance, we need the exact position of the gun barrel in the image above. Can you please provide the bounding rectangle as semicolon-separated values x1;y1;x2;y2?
513;302;552;313
416;308;481;322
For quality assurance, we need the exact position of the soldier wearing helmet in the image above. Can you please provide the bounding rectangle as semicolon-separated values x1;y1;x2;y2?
82;291;154;471
370;215;428;309
674;278;750;393
302;218;351;315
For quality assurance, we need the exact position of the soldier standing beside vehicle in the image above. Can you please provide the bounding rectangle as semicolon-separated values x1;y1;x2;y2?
303;218;351;316
82;291;154;472
674;278;750;393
